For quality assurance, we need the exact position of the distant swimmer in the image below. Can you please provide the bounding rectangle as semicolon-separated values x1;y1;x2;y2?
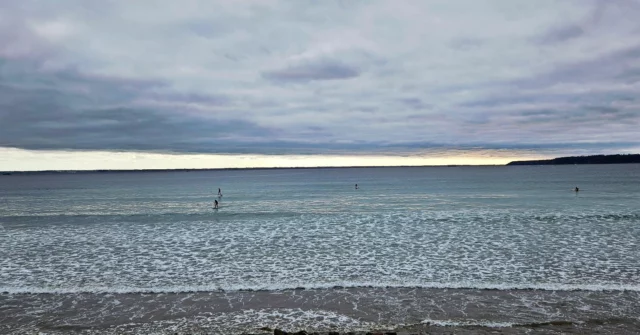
575;186;579;192
355;184;359;190
214;199;219;209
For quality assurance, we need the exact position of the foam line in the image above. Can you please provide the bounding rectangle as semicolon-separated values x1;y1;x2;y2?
3;281;640;294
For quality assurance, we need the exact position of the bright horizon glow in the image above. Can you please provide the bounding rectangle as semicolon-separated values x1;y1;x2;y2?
2;1;639;167
0;148;552;172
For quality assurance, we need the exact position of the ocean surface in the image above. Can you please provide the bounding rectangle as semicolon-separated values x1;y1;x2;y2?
1;165;640;334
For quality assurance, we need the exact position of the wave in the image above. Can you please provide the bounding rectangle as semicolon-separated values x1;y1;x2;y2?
421;319;517;328
2;212;639;227
0;211;302;223
421;318;631;328
3;281;640;295
421;319;577;328
3;210;639;218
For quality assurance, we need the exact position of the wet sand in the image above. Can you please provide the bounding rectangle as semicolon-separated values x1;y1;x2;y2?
2;287;640;334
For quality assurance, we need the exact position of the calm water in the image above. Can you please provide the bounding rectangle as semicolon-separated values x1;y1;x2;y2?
1;165;640;333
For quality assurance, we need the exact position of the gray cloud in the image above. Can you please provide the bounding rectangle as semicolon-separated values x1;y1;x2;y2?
0;60;277;153
1;0;640;157
511;45;640;90
535;24;585;44
398;98;432;111
453;35;640;143
449;37;484;50
262;59;360;82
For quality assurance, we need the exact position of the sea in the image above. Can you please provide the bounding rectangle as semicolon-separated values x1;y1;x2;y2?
1;164;639;334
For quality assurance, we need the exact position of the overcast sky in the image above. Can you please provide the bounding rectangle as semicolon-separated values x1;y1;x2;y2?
1;0;639;170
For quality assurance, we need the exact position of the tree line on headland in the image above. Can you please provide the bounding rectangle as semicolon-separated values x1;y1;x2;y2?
507;154;640;165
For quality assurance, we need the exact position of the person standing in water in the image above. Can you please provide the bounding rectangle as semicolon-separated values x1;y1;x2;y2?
355;184;359;190
575;186;579;192
218;188;222;197
214;199;219;209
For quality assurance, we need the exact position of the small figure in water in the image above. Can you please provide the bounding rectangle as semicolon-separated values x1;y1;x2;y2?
355;184;359;190
575;186;579;192
218;188;222;197
214;199;219;209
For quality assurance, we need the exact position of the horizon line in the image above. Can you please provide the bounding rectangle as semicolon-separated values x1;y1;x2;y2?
1;164;507;174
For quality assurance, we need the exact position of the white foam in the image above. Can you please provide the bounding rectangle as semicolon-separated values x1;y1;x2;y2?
2;281;640;295
421;318;516;327
421;318;583;329
3;208;640;296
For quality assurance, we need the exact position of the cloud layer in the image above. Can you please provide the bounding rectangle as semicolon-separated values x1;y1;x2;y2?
1;0;639;156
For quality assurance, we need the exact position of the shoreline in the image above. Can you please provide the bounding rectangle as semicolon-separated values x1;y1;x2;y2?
14;317;640;335
3;287;639;334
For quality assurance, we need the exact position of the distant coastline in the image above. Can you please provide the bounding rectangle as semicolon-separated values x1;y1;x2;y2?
507;154;640;166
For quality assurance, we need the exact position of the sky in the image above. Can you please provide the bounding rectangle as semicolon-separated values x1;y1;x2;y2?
1;0;639;171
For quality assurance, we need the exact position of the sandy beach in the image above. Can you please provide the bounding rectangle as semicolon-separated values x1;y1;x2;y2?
3;287;640;334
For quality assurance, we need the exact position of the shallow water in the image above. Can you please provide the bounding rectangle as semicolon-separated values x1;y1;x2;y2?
1;165;639;333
